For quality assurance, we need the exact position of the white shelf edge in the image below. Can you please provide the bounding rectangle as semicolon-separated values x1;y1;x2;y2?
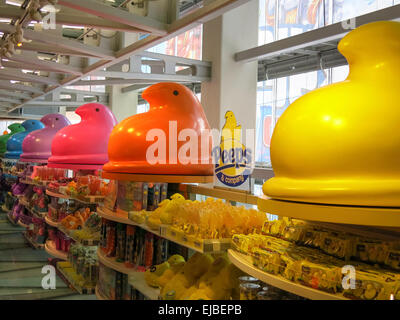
228;249;348;301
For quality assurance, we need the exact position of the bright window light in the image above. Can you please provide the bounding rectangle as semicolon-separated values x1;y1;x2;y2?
5;0;21;6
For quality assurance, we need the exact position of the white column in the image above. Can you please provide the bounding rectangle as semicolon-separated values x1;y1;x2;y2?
107;32;140;123
107;85;138;123
201;0;259;138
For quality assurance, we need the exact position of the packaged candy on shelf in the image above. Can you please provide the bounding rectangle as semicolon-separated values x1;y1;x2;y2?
115;223;126;263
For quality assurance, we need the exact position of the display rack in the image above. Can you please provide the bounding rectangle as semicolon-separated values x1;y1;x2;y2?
45;189;104;205
18;220;29;228
102;172;214;184
228;250;348;301
258;195;400;227
128;272;160;300
7;212;18;226
97;249;160;300
45;189;70;199
45;240;68;260
58;225;100;246
97;206;230;254
97;248;137;275
95;285;108;300
45;215;59;228
23;232;44;249
57;263;96;295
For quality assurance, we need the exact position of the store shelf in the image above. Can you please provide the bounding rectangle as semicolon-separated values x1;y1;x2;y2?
23;232;44;250
19;198;29;207
95;285;108;300
128;272;160;300
97;206;230;254
18;220;29;228
97;248;136;275
58;225;100;246
7;212;17;226
45;215;60;228
228;250;348;301
184;185;258;205
45;189;104;204
97;206;156;233
45;240;68;260
102;172;214;184
46;189;70;199
258;195;400;228
57;263;96;295
97;249;160;300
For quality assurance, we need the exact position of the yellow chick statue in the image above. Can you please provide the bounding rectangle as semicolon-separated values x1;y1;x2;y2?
157;255;186;288
263;21;400;207
144;261;170;287
160;193;185;225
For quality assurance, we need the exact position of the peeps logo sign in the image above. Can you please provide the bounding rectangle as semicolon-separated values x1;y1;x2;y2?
212;111;252;187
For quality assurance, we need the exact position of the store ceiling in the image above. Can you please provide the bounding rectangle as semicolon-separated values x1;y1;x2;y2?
0;0;246;118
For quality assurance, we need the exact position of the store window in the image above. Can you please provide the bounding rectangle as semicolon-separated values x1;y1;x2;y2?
146;25;203;60
137;103;150;114
255;0;398;167
0;120;23;134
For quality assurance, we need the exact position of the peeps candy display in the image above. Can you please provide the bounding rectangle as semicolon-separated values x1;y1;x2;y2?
0;123;25;155
4;120;45;159
103;82;214;178
48;103;117;169
20;114;70;163
263;21;400;207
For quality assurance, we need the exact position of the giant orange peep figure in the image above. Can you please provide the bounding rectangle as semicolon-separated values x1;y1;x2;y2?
103;82;214;176
48;103;117;169
263;21;400;207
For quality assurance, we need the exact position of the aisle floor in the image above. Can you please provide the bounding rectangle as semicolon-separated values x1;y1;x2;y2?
0;210;97;300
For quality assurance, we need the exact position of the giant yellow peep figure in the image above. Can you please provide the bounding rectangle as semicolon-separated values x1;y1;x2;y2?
263;21;400;207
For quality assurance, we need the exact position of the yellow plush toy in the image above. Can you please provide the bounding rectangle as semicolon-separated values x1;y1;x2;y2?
184;256;230;300
160;193;186;225
144;261;170;288
156;255;186;288
161;253;213;300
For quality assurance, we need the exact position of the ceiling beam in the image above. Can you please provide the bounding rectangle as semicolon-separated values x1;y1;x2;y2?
0;96;21;104
0;22;115;60
0;68;59;85
58;0;168;35
235;4;400;63
73;79;166;86
94;71;209;82
0;40;101;58
1;59;73;75
9;0;251;113
0;80;44;94
0;90;32;100
0;5;144;32
8;52;83;76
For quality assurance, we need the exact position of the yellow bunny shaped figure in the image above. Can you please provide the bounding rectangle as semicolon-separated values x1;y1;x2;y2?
264;21;400;207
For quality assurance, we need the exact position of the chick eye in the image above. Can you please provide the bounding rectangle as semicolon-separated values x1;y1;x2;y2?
55;118;59;121
173;90;179;96
95;108;100;112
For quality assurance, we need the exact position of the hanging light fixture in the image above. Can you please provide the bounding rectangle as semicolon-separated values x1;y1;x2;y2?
6;40;15;55
29;0;43;21
13;25;24;46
